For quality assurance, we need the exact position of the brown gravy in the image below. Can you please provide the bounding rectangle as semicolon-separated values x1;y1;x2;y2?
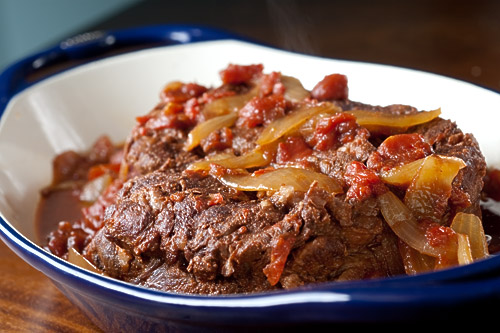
35;188;83;245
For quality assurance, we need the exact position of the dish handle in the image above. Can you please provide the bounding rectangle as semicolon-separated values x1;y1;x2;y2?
0;24;239;113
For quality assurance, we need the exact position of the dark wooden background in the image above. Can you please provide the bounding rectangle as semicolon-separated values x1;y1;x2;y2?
93;0;500;92
1;0;500;331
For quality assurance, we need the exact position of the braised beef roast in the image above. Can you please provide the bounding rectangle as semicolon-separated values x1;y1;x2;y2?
41;64;488;295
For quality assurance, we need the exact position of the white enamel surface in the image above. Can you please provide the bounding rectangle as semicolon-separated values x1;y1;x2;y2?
1;39;500;243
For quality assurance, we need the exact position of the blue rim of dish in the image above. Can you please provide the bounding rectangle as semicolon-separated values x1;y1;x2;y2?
1;24;500;323
1;216;500;323
0;24;249;115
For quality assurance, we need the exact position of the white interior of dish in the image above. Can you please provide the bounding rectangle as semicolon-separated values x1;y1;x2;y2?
1;39;500;243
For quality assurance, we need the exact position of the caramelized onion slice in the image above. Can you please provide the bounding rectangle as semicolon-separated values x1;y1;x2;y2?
257;103;340;146
68;248;103;275
79;173;112;203
404;155;466;222
281;75;310;102
399;241;436;275
188;148;271;171
203;86;259;118
380;155;465;187
185;112;238;151
455;233;473;265
347;108;441;128
450;212;489;260
218;167;343;194
377;191;441;257
380;158;426;186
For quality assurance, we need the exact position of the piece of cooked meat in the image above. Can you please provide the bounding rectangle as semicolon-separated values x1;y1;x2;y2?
42;64;487;295
85;169;405;294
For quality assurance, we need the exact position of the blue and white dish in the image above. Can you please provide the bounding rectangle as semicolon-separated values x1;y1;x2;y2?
1;25;500;331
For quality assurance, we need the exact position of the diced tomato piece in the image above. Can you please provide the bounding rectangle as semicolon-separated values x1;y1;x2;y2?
207;193;224;206
147;112;194;131
219;64;264;85
137;102;195;131
311;74;348;101
87;163;121;181
310;113;359;151
136;114;151;126
201;127;233;153
260;71;285;96
184;98;202;123
367;133;433;172
344;161;386;201
160;82;207;103
425;224;457;248
276;136;312;164
201;86;237;104
263;235;296;286
237;94;287;128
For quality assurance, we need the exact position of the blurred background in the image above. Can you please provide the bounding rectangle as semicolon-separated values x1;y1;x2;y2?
0;0;139;70
1;0;500;92
1;0;500;91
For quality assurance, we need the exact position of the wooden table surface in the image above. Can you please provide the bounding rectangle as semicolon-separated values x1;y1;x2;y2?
1;1;500;331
